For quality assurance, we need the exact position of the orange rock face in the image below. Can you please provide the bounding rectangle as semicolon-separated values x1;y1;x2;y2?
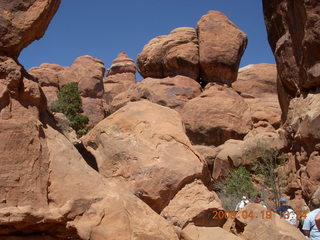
0;0;61;58
29;56;106;127
181;83;252;146
263;0;320;120
82;101;209;213
103;52;136;108
107;75;202;115
137;27;200;80
161;180;223;229
197;11;247;85
233;64;281;128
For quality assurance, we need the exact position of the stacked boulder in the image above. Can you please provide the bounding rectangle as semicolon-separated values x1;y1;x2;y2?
0;1;212;239
103;51;136;108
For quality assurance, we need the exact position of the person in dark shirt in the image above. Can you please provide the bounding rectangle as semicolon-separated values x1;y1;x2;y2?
277;197;298;226
277;197;293;215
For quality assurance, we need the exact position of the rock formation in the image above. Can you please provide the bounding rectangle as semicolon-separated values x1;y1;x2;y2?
263;0;320;121
161;180;224;230
181;225;242;240
263;0;320;205
104;52;136;107
0;0;61;58
2;0;317;238
0;1;180;239
29;55;106;127
197;11;248;85
181;83;252;146
107;75;202;115
233;64;281;128
137;27;200;80
82;101;210;213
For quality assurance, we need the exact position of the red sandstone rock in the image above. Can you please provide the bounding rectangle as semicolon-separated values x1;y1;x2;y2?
103;52;136;107
106;51;136;82
0;0;61;58
181;83;252;146
161;180;223;229
233;64;281;128
82;101;209;213
0;54;181;239
29;56;106;127
107;75;202;115
197;11;247;85
137;27;199;80
181;225;241;240
263;0;320;120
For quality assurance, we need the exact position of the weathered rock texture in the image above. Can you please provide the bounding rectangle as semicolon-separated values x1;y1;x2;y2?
161;180;223;229
0;0;61;58
82;101;209;213
263;0;320;121
0;2;180;239
181;225;241;240
105;51;136;82
181;83;252;146
213;125;287;180
104;52;136;107
137;27;200;80
197;11;248;85
29;56;106;127
233;64;281;127
263;0;320;206
107;75;202;115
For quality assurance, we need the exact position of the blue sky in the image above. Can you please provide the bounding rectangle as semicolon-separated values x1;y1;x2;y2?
19;0;275;80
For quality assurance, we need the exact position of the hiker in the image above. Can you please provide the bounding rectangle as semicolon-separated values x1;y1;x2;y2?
302;203;320;239
254;194;267;208
299;205;310;232
254;194;262;203
235;196;250;211
277;197;298;227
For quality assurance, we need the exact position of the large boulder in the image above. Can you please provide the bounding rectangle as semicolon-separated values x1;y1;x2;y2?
181;83;252;146
29;55;106;127
213;125;287;180
137;27;199;80
263;0;320;121
82;100;209;213
0;0;61;58
233;64;281;127
161;180;224;229
107;75;202;115
197;11;247;85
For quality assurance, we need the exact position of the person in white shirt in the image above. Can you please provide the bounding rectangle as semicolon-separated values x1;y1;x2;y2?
235;196;250;211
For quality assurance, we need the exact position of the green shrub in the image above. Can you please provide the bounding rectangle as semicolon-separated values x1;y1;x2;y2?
244;141;285;210
216;166;256;210
49;82;89;137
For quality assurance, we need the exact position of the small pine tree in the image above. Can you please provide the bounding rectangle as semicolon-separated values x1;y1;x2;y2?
49;82;89;137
